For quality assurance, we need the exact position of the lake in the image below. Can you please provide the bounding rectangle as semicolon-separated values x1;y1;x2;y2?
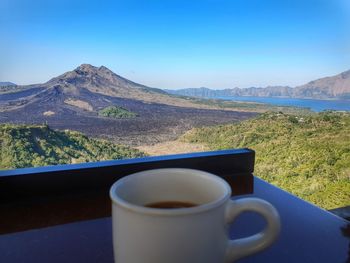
215;96;350;112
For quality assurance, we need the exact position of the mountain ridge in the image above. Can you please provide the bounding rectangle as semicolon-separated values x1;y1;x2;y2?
0;63;256;146
165;69;350;99
0;64;235;111
0;82;16;87
0;63;265;113
46;64;168;96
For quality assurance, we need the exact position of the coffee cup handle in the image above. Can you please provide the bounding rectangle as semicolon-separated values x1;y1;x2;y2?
224;198;281;262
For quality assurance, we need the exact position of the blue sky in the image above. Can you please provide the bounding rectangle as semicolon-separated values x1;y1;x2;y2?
1;0;349;89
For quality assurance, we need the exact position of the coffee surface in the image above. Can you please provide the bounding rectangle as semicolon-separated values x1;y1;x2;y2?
145;201;198;209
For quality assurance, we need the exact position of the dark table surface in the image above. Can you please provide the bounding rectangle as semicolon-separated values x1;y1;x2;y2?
0;177;349;263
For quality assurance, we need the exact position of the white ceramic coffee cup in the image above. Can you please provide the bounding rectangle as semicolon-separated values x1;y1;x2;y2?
110;168;280;263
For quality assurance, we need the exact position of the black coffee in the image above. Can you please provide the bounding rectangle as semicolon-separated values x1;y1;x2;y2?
145;201;198;209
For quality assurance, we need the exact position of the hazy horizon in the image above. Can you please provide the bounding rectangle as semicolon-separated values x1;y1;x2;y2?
1;63;349;91
1;0;349;89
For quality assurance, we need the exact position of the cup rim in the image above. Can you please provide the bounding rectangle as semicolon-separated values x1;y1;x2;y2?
110;168;232;216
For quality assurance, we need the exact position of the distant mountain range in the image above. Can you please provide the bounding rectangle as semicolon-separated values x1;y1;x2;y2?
165;69;350;99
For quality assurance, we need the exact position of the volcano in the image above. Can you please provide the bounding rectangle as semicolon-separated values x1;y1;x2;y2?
0;64;255;145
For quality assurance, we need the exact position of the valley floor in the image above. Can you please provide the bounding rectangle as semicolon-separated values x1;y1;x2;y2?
136;140;209;156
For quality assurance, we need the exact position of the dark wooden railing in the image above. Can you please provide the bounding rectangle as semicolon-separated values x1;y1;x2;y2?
0;148;254;233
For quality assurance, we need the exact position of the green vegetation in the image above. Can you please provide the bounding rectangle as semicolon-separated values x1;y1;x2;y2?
0;124;145;170
181;111;350;210
99;106;137;118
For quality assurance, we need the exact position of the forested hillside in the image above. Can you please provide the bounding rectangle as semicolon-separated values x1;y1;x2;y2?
0;124;145;169
182;111;350;209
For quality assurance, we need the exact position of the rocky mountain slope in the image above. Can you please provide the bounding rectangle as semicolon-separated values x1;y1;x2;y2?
45;64;169;101
0;64;228;110
1;64;267;111
294;69;350;99
0;64;255;145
